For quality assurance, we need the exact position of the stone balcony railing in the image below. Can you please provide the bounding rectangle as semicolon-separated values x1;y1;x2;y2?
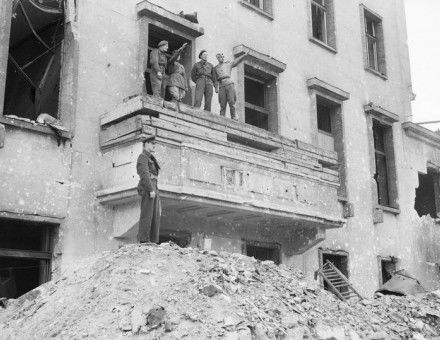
96;95;345;231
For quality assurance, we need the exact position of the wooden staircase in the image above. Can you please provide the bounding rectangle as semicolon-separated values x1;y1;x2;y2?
316;260;363;301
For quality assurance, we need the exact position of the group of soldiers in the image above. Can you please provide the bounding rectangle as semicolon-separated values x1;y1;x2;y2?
148;40;248;119
137;41;249;243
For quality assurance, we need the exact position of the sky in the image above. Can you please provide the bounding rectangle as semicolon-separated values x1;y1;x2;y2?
404;0;440;131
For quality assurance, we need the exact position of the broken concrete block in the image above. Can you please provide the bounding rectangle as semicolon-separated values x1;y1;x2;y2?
315;322;345;340
146;306;166;327
131;305;146;334
200;284;222;297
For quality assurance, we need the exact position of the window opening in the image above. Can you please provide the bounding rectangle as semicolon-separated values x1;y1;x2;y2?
311;0;327;43
380;258;396;285
321;252;348;293
244;70;272;131
4;0;64;120
0;218;53;299
145;24;191;104
245;241;280;265
415;171;439;218
373;120;391;206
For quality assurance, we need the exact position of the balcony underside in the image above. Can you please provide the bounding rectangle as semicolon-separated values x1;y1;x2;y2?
96;183;344;230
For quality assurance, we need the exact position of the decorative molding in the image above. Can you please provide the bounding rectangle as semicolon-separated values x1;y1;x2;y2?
402;122;440;148
136;1;204;37
233;44;286;75
364;103;399;124
307;78;350;101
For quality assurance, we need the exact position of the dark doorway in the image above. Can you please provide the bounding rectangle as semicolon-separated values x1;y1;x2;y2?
159;230;191;248
415;171;439;218
245;241;281;265
321;252;348;292
380;258;397;285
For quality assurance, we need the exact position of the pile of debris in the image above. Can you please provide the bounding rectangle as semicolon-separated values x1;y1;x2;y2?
1;243;440;339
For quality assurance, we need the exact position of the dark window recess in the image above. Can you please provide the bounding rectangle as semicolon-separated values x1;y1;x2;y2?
244;74;271;131
373;120;390;206
0;219;53;299
159;230;191;248
4;0;64;121
380;259;396;285
245;77;265;107
415;172;439;218
245;108;268;130
322;253;348;293
145;24;192;104
317;98;332;134
311;0;327;43
245;242;280;265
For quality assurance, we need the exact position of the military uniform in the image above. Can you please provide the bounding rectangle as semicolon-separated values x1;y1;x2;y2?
191;60;217;111
149;48;168;98
214;61;237;119
136;149;161;243
168;61;187;102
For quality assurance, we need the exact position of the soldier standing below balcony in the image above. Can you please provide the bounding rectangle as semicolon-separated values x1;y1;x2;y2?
191;50;217;111
214;51;249;120
136;137;161;243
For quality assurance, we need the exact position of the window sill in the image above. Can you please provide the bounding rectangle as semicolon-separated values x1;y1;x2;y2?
0;116;72;140
239;1;274;20
378;205;400;215
309;37;337;54
365;67;388;80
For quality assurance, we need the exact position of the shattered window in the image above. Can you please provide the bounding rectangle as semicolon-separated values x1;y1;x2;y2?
415;171;439;218
4;0;64;121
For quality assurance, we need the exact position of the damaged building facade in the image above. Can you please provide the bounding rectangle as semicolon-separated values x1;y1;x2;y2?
0;0;439;298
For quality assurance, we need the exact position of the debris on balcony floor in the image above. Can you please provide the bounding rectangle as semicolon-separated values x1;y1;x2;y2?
1;243;440;339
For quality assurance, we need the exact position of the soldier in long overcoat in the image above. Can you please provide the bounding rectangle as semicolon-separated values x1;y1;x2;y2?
136;137;161;243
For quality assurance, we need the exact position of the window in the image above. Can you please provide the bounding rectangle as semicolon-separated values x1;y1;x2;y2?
378;256;397;286
310;0;336;50
244;66;277;131
307;78;350;198
240;0;273;18
0;218;53;299
245;241;280;264
373;120;394;206
415;170;440;218
361;6;386;77
3;0;64;121
320;250;349;293
145;24;192;104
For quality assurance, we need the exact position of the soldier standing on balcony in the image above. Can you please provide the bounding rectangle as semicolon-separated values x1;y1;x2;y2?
191;50;217;111
136;137;161;243
149;40;187;98
214;51;249;120
168;47;189;112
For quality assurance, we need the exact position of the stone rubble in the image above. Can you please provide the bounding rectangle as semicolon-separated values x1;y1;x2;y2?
0;243;440;339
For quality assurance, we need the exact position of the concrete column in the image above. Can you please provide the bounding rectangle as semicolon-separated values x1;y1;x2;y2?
0;0;13;116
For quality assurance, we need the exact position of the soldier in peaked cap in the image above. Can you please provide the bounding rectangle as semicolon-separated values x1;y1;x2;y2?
136;136;161;243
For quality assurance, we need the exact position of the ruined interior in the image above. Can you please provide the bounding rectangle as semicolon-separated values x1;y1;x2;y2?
3;0;64;121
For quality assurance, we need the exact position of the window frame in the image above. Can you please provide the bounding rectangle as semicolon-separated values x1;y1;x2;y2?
360;5;387;79
239;0;274;20
309;0;337;52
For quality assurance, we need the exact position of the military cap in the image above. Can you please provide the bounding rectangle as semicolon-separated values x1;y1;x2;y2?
198;50;207;59
158;40;168;48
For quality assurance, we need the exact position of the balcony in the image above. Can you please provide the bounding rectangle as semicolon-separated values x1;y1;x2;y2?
96;95;344;254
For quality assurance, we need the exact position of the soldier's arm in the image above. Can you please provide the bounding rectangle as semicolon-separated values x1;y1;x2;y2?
212;65;218;91
169;42;188;64
136;154;154;193
191;63;198;83
231;51;250;68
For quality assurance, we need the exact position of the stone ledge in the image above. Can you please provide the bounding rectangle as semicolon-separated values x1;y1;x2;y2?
136;1;204;37
307;78;350;101
309;37;337;54
0;115;72;140
364;104;399;124
402;122;440;148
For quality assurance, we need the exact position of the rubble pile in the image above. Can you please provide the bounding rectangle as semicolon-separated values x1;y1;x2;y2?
1;243;440;339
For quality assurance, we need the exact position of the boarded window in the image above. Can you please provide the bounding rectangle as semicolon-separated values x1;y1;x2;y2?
3;0;64;120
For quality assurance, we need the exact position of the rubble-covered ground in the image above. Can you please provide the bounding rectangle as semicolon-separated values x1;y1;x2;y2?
1;243;440;339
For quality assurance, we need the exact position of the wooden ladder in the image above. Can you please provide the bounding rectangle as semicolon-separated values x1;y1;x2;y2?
317;260;363;301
